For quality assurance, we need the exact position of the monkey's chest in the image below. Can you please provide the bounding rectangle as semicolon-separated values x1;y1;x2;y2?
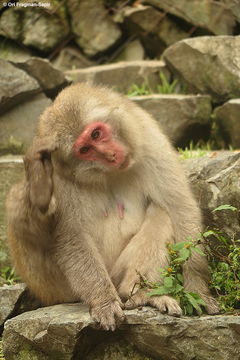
84;192;146;270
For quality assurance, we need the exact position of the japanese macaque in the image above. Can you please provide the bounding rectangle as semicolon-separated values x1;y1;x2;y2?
6;83;219;331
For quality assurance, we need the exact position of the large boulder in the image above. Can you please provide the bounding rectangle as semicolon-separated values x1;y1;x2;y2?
0;284;26;331
0;156;24;267
0;94;52;154
2;304;240;360
0;60;40;114
214;99;240;149
0;284;40;334
132;94;212;147
121;5;188;56
52;46;95;71
144;0;236;35
113;40;145;62
185;151;240;238
12;57;69;98
221;0;240;22
0;3;70;52
0;40;31;63
65;61;169;93
163;36;240;103
67;0;122;57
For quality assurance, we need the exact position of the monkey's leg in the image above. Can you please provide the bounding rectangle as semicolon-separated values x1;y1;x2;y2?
183;254;219;314
111;204;182;316
53;226;126;331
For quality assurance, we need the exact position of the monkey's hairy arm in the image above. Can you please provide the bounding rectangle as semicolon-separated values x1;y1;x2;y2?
6;137;124;331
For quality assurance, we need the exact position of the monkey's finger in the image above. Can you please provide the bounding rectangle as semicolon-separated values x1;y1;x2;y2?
114;305;126;327
124;292;147;310
148;295;182;317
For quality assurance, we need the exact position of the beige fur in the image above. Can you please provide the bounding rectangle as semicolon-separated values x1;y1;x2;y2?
6;83;219;331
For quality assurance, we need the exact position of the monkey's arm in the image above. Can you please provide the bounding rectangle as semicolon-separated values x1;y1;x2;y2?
111;203;182;316
54;226;124;330
7;136;57;244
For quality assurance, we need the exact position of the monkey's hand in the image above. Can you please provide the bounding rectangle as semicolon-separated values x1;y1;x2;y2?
90;299;125;331
24;136;58;213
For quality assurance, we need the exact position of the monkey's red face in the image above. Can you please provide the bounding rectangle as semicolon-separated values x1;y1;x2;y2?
73;122;129;170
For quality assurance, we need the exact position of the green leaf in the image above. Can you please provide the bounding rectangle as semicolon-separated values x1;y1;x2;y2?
175;284;184;293
212;204;237;212
171;242;186;251
185;293;203;315
176;274;184;283
185;303;193;315
179;248;190;260
164;277;173;288
188;292;206;305
202;230;216;238
148;287;170;296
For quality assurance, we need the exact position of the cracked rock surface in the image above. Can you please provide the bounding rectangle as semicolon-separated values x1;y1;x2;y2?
2;304;240;360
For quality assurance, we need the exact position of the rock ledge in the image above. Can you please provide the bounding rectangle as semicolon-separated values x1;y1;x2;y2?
3;303;240;360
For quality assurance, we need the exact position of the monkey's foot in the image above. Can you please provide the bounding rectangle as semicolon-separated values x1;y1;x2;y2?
124;291;182;317
201;295;220;315
90;300;125;331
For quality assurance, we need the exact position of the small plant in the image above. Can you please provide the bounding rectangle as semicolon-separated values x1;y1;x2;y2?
178;141;212;160
140;204;240;315
157;71;179;94
143;241;207;315
127;72;181;97
0;266;20;286
201;205;240;312
127;83;152;96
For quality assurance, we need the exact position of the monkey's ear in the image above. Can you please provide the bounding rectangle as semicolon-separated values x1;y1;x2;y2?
24;136;58;213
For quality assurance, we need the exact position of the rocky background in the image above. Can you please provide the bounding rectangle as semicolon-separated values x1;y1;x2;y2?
0;1;240;359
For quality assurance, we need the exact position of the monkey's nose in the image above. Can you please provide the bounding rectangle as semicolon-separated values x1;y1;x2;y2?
105;151;116;162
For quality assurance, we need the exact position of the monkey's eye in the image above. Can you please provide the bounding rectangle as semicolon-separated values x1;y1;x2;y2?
91;129;100;140
80;146;90;154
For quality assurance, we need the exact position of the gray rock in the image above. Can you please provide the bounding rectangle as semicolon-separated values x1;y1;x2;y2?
0;156;24;267
13;57;69;98
0;60;40;114
221;0;240;22
214;99;240;148
2;304;240;360
185;151;240;238
145;0;236;35
163;36;240;103
132;94;212;147
0;284;40;334
52;46;95;71
0;40;31;63
65;61;169;93
122;5;188;55
67;0;122;57
113;39;145;62
0;93;52;154
0;6;70;52
0;284;26;329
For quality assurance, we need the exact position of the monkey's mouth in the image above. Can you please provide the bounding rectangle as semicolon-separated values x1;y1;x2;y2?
119;155;130;170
